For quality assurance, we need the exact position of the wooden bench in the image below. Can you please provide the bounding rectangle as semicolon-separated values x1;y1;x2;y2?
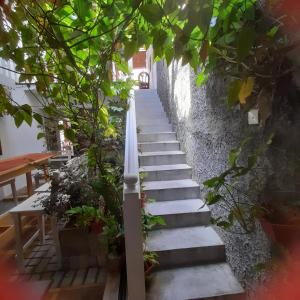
35;182;51;193
9;192;61;272
0;178;17;204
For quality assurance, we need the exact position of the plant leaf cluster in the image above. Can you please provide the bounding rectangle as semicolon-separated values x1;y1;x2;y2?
203;134;274;233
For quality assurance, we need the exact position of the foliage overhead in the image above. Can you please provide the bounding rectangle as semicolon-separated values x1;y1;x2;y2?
0;0;296;137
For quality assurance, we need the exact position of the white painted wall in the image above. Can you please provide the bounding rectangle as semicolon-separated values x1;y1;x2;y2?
146;46;157;89
0;68;46;198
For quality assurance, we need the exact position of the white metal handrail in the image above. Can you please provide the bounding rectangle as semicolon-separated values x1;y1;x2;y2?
123;91;146;300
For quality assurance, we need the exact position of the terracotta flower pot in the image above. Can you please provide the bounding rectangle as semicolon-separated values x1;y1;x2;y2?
59;226;106;269
144;262;154;276
140;192;147;208
260;218;300;247
90;221;104;234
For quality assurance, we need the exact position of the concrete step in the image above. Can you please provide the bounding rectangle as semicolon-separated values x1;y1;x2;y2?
146;226;225;267
145;199;210;228
146;263;244;300
138;132;176;142
136;112;167;120
139;151;186;167
143;179;199;201
140;164;191;181
137;119;170;126
139;141;179;152
136;104;164;110
138;124;173;133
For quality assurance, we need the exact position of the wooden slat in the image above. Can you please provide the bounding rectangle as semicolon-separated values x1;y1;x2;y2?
35;257;50;273
103;271;120;300
60;270;75;288
85;267;98;285
96;269;106;285
50;271;64;289
72;268;87;286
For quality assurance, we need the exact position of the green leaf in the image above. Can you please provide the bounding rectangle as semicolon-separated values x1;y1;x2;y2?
216;220;232;229
206;191;222;205
164;0;177;14
267;26;279;38
236;26;255;61
101;81;114;97
196;71;208;86
64;128;76;142
239;77;255;104
124;40;138;60
197;0;213;34
203;176;221;188
228;148;240;167
131;0;142;9
74;0;91;20
153;29;168;58
165;47;174;66
140;4;163;25
98;106;109;126
22;110;32;126
14;111;24;128
37;132;45;140
227;79;242;108
247;154;257;169
33;113;43;125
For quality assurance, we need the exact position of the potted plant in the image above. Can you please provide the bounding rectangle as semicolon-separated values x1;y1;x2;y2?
260;190;300;247
101;214;125;273
139;172;148;208
59;205;106;269
144;251;158;276
41;155;125;269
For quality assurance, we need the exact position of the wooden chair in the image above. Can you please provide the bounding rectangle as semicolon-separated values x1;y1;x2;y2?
138;72;150;89
0;179;18;204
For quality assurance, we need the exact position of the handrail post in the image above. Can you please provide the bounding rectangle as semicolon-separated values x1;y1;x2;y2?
123;93;146;300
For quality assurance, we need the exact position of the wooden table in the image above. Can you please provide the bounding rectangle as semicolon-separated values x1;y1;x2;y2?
9;193;61;272
0;153;55;196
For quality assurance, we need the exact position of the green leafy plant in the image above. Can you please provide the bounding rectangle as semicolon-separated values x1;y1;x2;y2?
66;205;103;229
142;208;166;238
203;134;274;233
102;214;124;257
144;251;159;268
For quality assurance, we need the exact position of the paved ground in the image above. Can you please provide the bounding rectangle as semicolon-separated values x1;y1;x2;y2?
1;182;107;299
10;234;107;299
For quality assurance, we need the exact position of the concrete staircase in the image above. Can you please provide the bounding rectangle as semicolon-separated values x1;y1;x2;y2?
135;89;244;300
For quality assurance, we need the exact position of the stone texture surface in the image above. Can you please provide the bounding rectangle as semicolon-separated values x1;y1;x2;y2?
147;263;244;300
156;59;300;291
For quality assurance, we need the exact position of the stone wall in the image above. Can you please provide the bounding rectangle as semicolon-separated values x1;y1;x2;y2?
156;59;300;291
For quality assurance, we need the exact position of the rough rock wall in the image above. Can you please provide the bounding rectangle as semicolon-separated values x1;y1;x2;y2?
156;59;300;290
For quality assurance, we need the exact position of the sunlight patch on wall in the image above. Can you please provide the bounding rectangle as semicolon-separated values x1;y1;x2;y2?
171;62;191;122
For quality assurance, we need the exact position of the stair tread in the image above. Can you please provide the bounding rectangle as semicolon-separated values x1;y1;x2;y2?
144;179;199;191
140;164;191;172
146;226;223;252
138;141;179;145
145;199;209;216
139;151;184;157
138;131;175;134
146;263;244;300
